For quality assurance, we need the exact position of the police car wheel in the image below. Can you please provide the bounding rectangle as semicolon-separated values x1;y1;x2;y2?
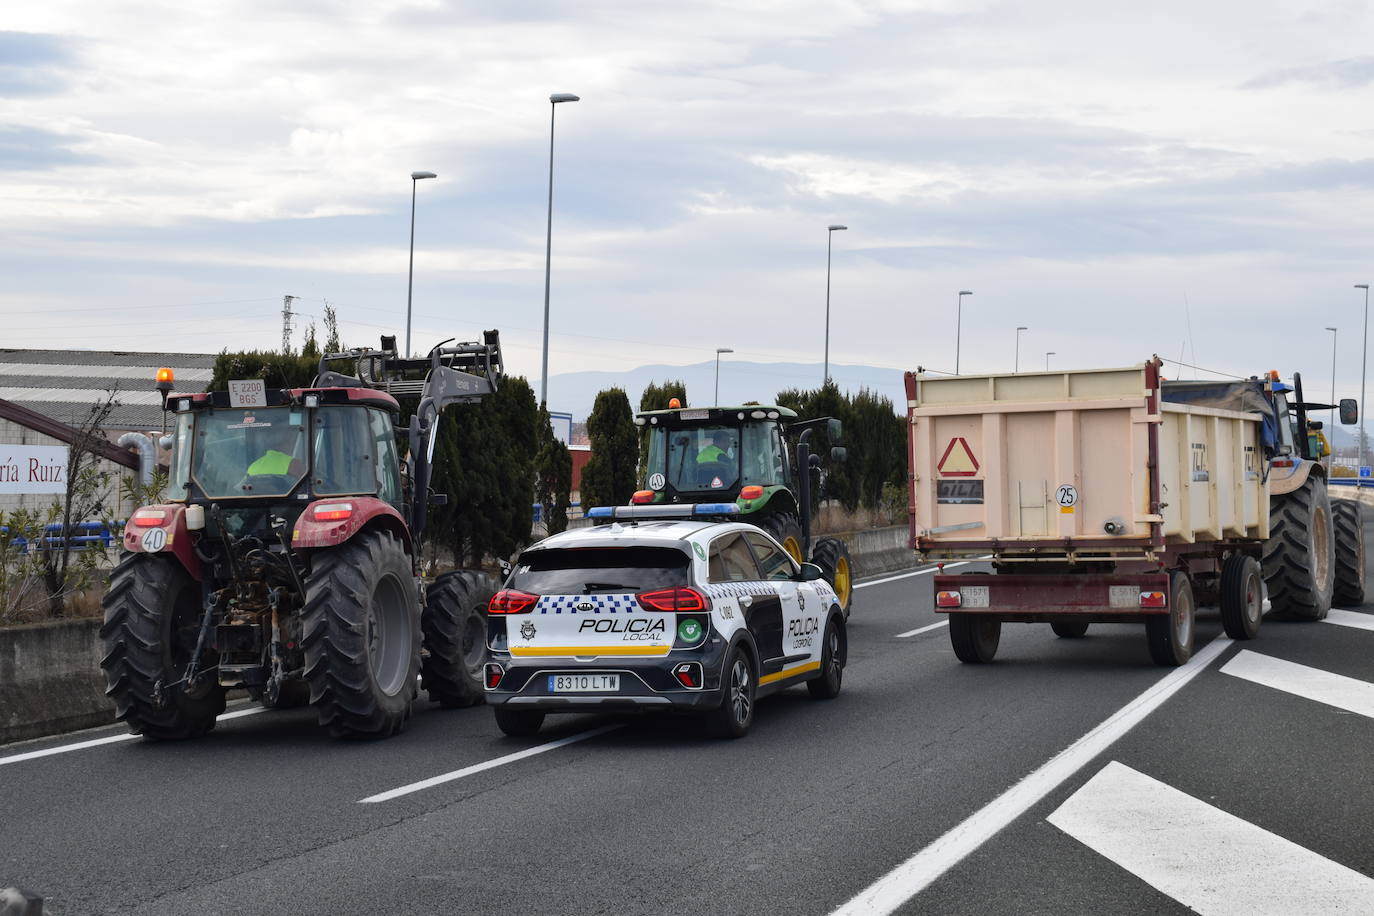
707;646;755;738
494;707;545;737
807;618;844;700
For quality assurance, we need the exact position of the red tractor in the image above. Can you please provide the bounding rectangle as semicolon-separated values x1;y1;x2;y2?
100;332;503;739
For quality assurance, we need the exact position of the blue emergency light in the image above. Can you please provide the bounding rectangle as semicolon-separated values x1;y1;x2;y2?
586;504;741;521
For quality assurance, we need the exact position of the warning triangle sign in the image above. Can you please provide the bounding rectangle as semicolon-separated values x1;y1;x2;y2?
937;437;980;477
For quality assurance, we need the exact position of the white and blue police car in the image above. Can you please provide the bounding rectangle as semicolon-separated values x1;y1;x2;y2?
483;503;847;738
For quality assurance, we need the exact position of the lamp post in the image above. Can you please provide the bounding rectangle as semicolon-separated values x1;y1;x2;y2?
1015;326;1028;373
955;290;973;374
1327;326;1338;418
824;224;847;385
1045;351;1056;371
715;348;734;405
405;170;437;357
540;92;580;408
1359;284;1370;477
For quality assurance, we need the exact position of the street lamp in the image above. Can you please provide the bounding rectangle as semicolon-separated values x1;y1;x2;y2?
540;92;580;408
1015;326;1028;373
955;291;973;375
1359;284;1370;477
1327;326;1338;420
715;348;734;405
824;224;847;385
405;170;437;357
1045;351;1056;371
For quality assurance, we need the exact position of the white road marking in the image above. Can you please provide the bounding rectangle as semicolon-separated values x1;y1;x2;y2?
0;707;266;767
1220;650;1374;720
829;636;1231;916
896;620;949;639
1048;761;1374;913
1326;608;1374;632
854;562;970;590
359;723;623;803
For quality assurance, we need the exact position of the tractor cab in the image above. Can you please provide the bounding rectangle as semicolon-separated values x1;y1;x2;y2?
636;405;797;505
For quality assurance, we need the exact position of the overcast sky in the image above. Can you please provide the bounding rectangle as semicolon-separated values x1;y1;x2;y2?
3;1;1373;413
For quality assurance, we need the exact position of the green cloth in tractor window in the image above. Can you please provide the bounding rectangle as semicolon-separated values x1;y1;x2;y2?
247;449;294;476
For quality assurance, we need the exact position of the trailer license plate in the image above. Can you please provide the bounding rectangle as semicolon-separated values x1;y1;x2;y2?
961;586;990;608
548;674;619;693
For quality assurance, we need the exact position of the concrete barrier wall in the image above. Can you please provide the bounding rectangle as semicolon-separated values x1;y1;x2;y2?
1;617;112;745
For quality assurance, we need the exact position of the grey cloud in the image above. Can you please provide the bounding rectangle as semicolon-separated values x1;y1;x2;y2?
0;126;100;170
1243;56;1374;90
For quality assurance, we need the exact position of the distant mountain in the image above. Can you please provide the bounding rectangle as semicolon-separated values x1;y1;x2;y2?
543;360;908;422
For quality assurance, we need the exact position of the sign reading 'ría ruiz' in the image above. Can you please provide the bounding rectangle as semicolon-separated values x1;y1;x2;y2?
0;445;70;495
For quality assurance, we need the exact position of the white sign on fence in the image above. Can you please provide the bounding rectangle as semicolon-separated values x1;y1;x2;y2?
0;445;70;495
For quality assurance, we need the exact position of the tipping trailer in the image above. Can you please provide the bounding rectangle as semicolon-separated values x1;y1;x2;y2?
905;357;1361;667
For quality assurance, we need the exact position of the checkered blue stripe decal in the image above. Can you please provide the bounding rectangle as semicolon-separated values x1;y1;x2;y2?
535;594;640;614
704;582;777;600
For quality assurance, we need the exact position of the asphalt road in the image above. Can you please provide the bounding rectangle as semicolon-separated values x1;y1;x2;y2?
4;519;1373;916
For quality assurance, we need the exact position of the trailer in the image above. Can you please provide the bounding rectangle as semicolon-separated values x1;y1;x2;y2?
905;357;1360;667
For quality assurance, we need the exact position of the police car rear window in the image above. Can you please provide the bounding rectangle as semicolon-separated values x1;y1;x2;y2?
511;547;690;594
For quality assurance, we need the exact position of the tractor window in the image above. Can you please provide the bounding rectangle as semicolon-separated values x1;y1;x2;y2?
313;407;379;496
190;407;307;499
667;425;740;492
368;408;402;506
1274;393;1297;456
169;411;194;500
741;422;786;487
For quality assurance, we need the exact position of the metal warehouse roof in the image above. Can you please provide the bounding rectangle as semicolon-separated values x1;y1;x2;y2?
0;349;217;431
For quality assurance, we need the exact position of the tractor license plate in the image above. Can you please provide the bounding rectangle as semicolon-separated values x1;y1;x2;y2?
548;674;619;693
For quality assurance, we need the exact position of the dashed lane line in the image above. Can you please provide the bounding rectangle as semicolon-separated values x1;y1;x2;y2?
359;724;624;803
0;707;267;767
854;562;971;590
1220;650;1374;720
1048;761;1374;913
829;635;1232;916
896;620;949;639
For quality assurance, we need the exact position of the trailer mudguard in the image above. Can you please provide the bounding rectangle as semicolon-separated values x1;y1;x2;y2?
121;503;203;580
292;496;413;554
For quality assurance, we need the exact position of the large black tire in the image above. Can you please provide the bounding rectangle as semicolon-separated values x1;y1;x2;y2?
807;617;845;699
301;530;420;739
1333;499;1366;607
1219;554;1263;640
1050;620;1090;638
1146;571;1195;666
1263;476;1334;620
707;644;756;738
949;613;1000;663
757;511;804;565
99;553;226;739
811;537;854;618
494;707;545;737
422;570;499;708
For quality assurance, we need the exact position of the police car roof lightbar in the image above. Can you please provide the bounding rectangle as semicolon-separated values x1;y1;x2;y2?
586;504;741;521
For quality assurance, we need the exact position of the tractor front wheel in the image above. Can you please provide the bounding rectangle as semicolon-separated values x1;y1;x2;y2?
422;569;499;708
302;530;420;739
811;536;854;618
758;511;804;565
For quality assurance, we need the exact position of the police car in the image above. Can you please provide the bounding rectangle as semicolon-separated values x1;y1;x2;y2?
484;503;847;738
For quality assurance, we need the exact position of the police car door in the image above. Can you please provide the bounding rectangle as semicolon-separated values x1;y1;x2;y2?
744;531;820;669
707;531;781;665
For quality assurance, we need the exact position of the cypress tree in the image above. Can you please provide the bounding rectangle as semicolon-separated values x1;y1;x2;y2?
580;387;638;509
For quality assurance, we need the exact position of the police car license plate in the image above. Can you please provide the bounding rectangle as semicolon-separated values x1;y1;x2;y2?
548;674;619;693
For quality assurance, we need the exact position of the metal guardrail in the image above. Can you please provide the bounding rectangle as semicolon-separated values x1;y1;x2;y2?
0;520;122;553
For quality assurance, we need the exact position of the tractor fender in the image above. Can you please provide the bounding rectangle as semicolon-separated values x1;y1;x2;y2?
1270;459;1321;497
740;485;798;519
292;497;413;555
121;503;203;580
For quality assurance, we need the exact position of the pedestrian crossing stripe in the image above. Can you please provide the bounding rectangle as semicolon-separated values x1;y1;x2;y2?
1220;649;1374;720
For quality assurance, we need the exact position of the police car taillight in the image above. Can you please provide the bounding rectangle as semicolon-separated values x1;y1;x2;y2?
637;587;708;612
485;663;505;689
488;589;539;614
936;590;962;608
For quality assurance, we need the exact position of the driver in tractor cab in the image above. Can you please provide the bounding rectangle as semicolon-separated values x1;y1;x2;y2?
246;422;304;479
697;430;732;465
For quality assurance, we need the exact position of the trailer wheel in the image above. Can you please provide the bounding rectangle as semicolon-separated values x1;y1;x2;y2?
99;552;226;739
758;511;804;565
949;613;1000;663
1332;499;1366;607
1050;621;1090;638
494;707;545;737
806;617;845;699
301;529;420;738
1146;571;1194;666
811;537;854;618
422;569;499;708
1263;475;1334;620
1219;554;1263;640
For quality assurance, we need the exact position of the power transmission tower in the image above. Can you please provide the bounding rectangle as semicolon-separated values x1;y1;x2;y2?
282;294;298;353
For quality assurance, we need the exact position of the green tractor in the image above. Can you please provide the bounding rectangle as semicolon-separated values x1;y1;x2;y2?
633;402;855;615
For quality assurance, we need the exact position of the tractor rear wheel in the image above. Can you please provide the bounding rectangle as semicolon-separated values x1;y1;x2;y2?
1332;499;1366;607
811;536;854;618
1263;476;1335;620
758;511;804;565
99;553;226;739
422;569;499;708
301;530;420;738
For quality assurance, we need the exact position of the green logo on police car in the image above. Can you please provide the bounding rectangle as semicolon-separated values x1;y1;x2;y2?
678;618;703;642
693;542;706;560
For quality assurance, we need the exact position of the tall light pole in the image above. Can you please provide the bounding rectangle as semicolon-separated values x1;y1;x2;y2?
1327;326;1338;419
540;92;580;408
1359;284;1370;476
824;224;847;385
405;170;437;357
955;290;973;374
1045;351;1056;371
715;348;734;405
1015;326;1028;373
